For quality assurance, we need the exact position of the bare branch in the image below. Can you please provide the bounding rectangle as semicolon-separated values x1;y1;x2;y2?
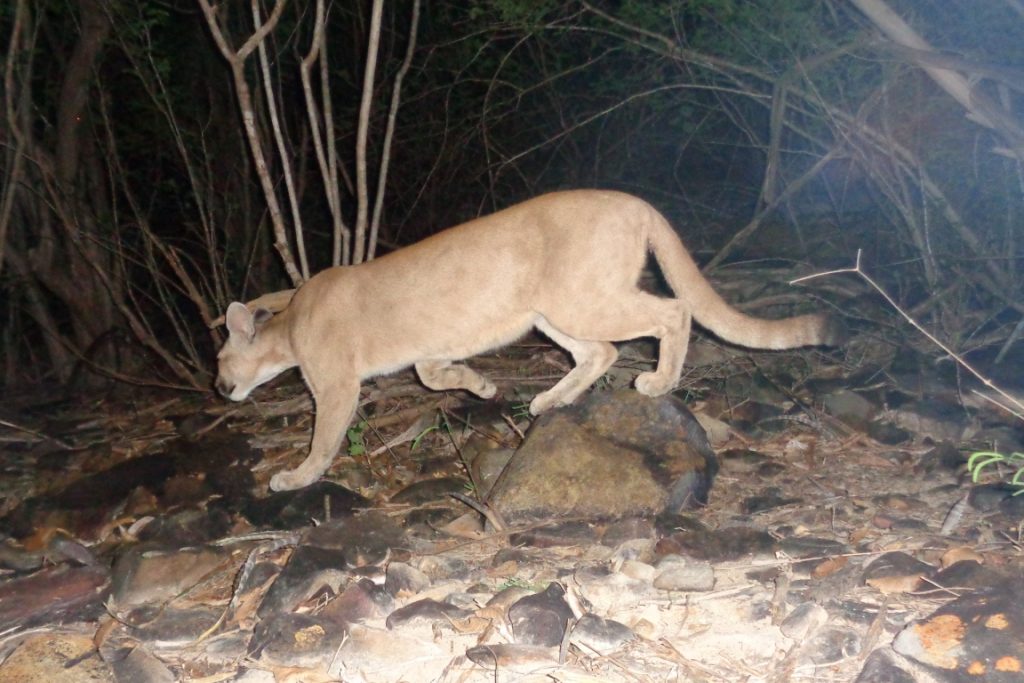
353;0;384;264
0;0;29;279
369;0;422;260
300;0;351;266
197;0;304;286
253;0;308;279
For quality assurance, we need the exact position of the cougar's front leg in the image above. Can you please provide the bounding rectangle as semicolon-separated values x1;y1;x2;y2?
269;378;360;491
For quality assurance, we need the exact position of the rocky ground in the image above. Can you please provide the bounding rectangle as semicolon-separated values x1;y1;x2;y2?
1;334;1022;683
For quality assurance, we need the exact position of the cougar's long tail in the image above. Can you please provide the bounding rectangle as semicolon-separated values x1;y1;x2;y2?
645;208;842;350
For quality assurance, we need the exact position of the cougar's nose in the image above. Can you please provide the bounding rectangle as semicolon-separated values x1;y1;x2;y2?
215;377;233;398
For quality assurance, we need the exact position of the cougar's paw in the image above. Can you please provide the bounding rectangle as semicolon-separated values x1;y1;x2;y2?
270;469;311;492
476;381;497;400
529;391;563;416
635;372;673;397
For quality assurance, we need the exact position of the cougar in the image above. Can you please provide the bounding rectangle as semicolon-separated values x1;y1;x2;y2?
216;190;842;491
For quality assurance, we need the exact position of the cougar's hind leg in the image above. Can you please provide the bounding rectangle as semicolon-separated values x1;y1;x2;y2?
416;360;496;399
528;317;619;415
541;291;691;399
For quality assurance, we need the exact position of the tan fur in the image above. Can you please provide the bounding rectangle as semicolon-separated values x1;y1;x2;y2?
216;190;841;491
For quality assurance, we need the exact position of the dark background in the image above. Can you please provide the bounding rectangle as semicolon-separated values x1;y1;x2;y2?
2;0;1022;395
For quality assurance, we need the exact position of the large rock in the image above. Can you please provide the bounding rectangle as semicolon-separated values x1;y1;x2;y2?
487;390;717;524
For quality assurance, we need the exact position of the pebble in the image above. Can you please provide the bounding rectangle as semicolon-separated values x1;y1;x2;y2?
968;483;1017;512
618;559;656;582
250;612;346;669
304;510;406;567
384;561;431;596
854;648;918;683
780;602;828;640
128;605;223;648
893;582;1024;677
241;480;369;529
385;598;471;629
256;545;348;618
570;613;636;654
0;633;113;682
320;578;392;626
109;646;175;683
110;544;228;608
861;551;933;594
508;583;575;646
652;555;715;592
805;626;861;664
657;526;775;561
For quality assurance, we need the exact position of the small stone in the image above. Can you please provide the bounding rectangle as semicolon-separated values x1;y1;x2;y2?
780;602;828;640
893;583;1024;676
657;526;775;562
335;624;450;680
600;517;655;545
321;578;392;625
862;552;932;594
570;614;636;654
384;562;431;596
741;487;801;514
304;510;407;567
720;448;772;471
806;626;861;664
485;586;534;612
128;605;222;648
389;477;468;505
137;507;234;546
610;538;657;565
757;461;787;477
999;491;1024;518
855;648;917;683
654;512;708;537
653;557;715;592
508;583;575;646
574;568;654;614
385;598;470;629
823;389;877;430
257;546;348;618
619;559;656;582
195;630;251;667
929;560;1006;590
778;536;848;559
242;481;369;529
250;613;346;669
111;545;228;608
465;644;557;670
0;564;109;632
109;646;175;683
867;421;911;445
231;670;277;683
415;555;469;581
509;520;598;548
0;633;114;682
968;483;1017;512
468;447;515;499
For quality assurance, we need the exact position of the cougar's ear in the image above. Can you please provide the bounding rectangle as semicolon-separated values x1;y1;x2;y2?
225;302;256;343
253;307;274;326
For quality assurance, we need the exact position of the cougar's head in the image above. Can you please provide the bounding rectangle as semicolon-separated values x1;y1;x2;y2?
215;302;293;401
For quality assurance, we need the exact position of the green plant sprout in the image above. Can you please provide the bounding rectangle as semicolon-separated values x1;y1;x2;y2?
967;451;1024;495
347;420;368;456
410;423;439;451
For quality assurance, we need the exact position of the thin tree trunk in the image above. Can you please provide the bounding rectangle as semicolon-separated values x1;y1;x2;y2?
353;0;384;264
369;0;421;261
